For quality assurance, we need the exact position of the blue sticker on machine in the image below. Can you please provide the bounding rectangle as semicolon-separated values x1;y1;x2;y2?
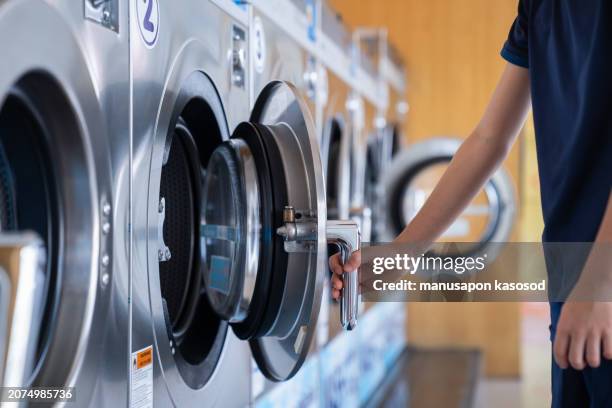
233;0;247;11
306;0;317;42
209;255;231;295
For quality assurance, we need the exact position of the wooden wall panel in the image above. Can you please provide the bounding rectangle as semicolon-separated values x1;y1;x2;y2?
329;0;517;141
330;0;523;377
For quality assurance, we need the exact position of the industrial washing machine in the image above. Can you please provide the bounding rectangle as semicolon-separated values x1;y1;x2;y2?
318;1;353;225
355;29;408;243
314;0;373;352
381;41;409;157
0;0;130;404
347;28;394;248
360;31;408;160
130;0;251;406
131;0;359;406
379;138;517;261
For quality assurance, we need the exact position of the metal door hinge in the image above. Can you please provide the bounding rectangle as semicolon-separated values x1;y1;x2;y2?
85;0;119;32
157;198;171;262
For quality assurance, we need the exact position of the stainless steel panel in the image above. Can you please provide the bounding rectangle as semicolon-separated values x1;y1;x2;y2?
320;69;352;221
130;1;250;406
250;9;316;116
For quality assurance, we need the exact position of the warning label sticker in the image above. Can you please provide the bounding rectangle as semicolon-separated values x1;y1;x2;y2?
131;345;153;408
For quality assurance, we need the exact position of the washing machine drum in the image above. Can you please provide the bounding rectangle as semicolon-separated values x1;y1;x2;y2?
200;81;326;381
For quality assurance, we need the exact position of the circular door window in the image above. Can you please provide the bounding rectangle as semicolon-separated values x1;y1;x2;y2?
382;138;516;260
155;72;229;390
399;161;500;244
0;72;101;387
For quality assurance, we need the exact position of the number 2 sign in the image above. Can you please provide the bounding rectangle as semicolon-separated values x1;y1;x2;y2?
136;0;159;48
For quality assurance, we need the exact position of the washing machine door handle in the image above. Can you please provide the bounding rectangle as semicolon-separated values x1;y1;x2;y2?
325;220;360;331
277;210;361;330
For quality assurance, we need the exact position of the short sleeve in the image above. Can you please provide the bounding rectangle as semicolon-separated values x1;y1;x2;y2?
501;0;529;68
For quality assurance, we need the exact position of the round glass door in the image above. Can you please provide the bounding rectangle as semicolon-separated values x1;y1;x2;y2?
202;138;260;324
399;161;500;245
154;71;230;390
382;138;515;259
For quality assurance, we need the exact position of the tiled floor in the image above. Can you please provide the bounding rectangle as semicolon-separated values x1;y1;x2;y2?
520;303;552;407
474;303;552;407
474;379;521;408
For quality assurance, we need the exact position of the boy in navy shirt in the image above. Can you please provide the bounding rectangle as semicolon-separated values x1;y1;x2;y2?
331;1;612;405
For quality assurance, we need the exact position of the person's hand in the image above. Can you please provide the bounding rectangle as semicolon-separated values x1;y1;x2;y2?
329;250;361;300
553;301;612;369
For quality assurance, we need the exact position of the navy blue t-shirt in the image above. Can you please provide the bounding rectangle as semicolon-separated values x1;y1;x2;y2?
502;0;612;242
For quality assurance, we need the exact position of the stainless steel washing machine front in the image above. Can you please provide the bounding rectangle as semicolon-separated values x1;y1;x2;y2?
132;0;359;405
130;0;252;407
383;42;409;157
0;0;129;405
318;1;354;224
370;41;408;243
354;30;409;243
346;50;384;247
249;0;320;116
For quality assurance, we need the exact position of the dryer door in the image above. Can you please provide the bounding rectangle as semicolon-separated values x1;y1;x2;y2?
201;81;327;381
381;138;516;260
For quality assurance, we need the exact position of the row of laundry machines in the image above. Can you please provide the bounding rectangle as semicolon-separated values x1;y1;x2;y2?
0;0;516;406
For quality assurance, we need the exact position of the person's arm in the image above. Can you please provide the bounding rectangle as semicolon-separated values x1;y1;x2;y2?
330;62;531;299
553;192;612;370
395;63;530;244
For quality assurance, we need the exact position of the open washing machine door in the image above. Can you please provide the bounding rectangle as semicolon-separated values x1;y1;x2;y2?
201;81;358;381
381;138;516;259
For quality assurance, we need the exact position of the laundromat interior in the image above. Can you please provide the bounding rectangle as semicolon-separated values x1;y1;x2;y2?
0;0;580;407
